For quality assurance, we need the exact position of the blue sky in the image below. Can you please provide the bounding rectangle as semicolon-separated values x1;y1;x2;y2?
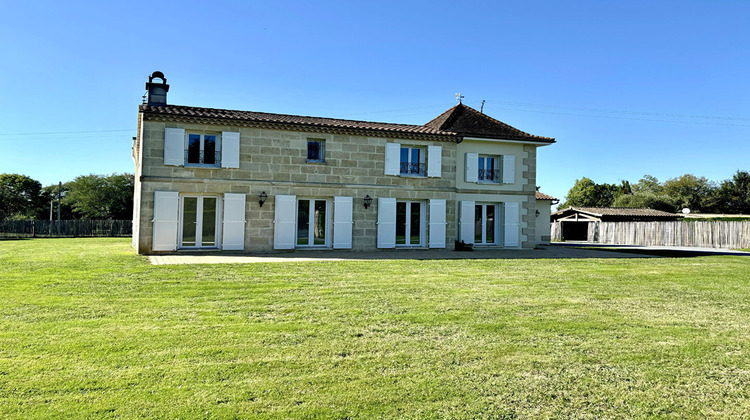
2;0;748;202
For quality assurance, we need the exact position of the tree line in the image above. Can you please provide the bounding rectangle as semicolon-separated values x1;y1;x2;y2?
0;173;134;220
559;170;750;214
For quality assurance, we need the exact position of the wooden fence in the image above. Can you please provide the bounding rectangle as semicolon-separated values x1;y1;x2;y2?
552;221;750;249
0;220;132;238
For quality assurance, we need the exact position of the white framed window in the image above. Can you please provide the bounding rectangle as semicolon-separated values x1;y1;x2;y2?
186;133;221;167
178;195;221;249
296;198;331;247
400;146;425;176
478;156;500;183
307;139;325;163
475;203;501;245
396;200;425;246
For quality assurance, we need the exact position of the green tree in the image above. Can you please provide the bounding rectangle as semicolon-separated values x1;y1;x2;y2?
632;175;663;194
613;192;677;212
716;170;750;214
558;178;620;209
64;173;134;219
0;173;43;219
662;174;716;212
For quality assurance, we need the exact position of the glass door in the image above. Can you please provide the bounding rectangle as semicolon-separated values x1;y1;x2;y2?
396;201;424;246
474;203;499;245
180;196;219;248
296;198;329;247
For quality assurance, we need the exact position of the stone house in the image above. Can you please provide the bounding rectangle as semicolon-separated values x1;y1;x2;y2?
132;72;555;254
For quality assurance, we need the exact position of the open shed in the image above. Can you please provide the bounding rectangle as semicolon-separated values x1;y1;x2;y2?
551;207;682;241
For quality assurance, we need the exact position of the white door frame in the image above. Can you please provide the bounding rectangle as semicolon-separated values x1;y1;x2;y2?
295;197;332;248
396;200;426;247
474;202;501;246
178;194;222;249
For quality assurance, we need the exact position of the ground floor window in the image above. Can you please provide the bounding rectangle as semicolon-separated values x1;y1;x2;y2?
475;203;500;245
396;200;425;246
297;198;330;247
180;195;220;249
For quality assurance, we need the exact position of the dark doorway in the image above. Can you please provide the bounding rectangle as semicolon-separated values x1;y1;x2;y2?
562;222;589;241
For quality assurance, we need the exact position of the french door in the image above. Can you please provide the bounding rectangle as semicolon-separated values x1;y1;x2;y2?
475;203;499;245
297;198;329;247
396;200;425;246
180;196;220;248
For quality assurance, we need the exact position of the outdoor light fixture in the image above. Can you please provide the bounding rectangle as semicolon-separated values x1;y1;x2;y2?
535;209;541;217
363;195;373;209
259;191;268;207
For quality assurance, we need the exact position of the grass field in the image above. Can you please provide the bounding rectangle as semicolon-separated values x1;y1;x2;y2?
2;238;750;418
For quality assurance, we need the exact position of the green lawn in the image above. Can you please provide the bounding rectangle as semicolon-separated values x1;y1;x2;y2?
2;239;750;418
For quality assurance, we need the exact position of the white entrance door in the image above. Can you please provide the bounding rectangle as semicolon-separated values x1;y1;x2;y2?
396;200;425;246
296;198;330;247
180;196;220;249
475;203;500;245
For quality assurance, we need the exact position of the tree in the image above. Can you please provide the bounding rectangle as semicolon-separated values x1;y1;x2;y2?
716;170;750;214
64;173;134;219
662;174;716;212
558;178;621;209
632;175;662;194
0;174;43;219
612;192;677;212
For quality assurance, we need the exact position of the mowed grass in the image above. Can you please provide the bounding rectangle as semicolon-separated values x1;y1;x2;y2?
2;239;750;418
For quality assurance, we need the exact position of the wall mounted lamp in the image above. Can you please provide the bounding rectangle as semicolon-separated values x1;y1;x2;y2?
363;195;373;209
535;209;541;217
259;191;268;207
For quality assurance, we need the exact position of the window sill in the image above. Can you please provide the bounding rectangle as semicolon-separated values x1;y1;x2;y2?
398;173;426;178
185;163;221;169
306;159;327;165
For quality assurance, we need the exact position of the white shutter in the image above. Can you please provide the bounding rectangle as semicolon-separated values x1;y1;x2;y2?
222;193;246;250
503;155;516;184
376;197;396;248
164;128;185;166
427;145;442;178
504;202;520;247
384;143;401;176
428;199;446;248
333;196;353;249
465;152;478;183
152;191;179;251
273;195;297;250
459;200;475;244
221;131;240;169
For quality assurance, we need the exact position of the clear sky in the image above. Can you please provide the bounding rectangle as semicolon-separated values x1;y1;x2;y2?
2;0;748;203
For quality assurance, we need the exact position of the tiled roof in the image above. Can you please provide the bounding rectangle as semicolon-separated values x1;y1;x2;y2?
140;104;458;141
535;191;557;200
140;103;555;143
423;103;555;143
555;207;680;218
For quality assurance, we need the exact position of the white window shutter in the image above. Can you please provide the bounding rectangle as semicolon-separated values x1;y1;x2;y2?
273;195;297;250
221;131;240;168
333;196;353;249
384;143;401;176
152;191;179;251
222;193;246;250
503;155;516;184
427;145;442;178
459;200;475;244
164;128;185;166
465;152;478;183
428;199;446;248
377;197;396;248
504;202;520;247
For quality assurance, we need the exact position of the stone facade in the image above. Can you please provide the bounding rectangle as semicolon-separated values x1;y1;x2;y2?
132;73;555;254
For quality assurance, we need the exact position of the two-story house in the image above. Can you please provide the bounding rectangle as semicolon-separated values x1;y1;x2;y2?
132;72;555;254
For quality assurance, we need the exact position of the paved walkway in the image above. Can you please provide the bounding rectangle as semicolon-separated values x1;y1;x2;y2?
148;245;660;265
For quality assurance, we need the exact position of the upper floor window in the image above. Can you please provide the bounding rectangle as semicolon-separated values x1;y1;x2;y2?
465;152;515;184
307;139;325;163
400;146;425;176
186;133;220;167
384;143;441;178
478;155;500;183
164;128;240;169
